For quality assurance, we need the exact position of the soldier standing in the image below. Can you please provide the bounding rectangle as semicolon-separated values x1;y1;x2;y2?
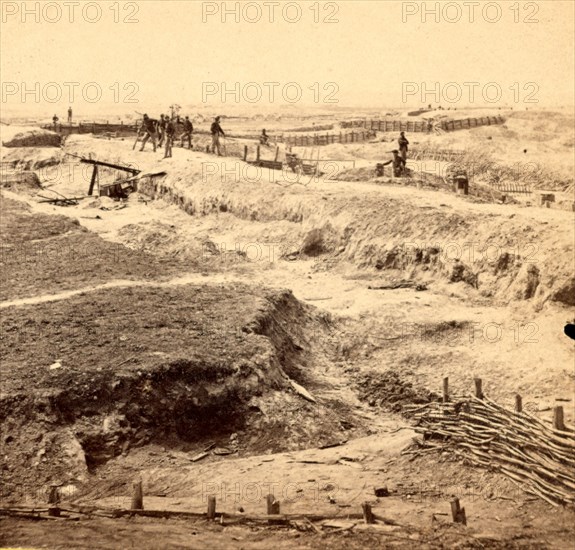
210;116;225;156
398;131;409;160
164;118;176;158
180;116;194;149
67;107;73;124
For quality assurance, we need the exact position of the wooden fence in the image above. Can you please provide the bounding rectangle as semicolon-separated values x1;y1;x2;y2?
274;130;377;147
42;121;139;137
341;116;505;133
410;148;465;162
405;377;575;506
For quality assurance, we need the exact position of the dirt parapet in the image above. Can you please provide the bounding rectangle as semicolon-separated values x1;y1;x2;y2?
0;280;335;498
136;166;573;308
1;127;62;148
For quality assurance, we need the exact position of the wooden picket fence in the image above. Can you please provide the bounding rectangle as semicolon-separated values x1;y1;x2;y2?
410;148;465;162
274;130;377;147
341;116;505;133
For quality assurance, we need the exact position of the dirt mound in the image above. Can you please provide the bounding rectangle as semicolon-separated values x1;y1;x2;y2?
0;197;189;302
0;170;41;191
1;145;62;169
355;369;439;412
0;283;328;497
1;126;62;148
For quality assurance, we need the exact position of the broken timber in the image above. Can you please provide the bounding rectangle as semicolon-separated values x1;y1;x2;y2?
78;157;141;196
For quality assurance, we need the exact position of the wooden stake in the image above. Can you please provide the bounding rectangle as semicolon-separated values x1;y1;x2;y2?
474;378;483;399
443;377;449;403
207;496;216;520
131;481;143;510
266;494;280;525
266;494;279;515
256;145;260;162
48;485;59;505
553;406;566;431
450;498;466;524
515;395;522;413
361;502;375;524
243;145;248;161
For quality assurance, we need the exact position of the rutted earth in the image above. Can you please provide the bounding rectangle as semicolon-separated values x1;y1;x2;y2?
1;128;574;548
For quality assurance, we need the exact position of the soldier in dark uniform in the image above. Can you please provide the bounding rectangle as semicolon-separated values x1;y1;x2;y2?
210;116;225;156
259;129;270;146
164;118;176;158
382;150;406;177
139;114;158;152
398;132;409;160
180;116;194;149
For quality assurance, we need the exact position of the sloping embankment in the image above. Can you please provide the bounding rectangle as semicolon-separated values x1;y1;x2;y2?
0;282;336;498
137;165;574;308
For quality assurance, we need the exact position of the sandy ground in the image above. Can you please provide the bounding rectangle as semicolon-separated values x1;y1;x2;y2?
1;112;574;548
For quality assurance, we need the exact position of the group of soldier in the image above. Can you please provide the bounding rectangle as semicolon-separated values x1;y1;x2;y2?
138;113;196;158
137;114;227;159
136;113;411;176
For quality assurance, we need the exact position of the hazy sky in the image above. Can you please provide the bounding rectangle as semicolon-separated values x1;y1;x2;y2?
1;0;574;117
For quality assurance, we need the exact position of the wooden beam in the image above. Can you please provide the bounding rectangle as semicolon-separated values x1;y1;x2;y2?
80;158;140;174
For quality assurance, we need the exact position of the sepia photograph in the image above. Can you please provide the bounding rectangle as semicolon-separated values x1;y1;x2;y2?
1;1;574;548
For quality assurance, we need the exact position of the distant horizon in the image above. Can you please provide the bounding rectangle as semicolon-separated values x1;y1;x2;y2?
2;102;574;124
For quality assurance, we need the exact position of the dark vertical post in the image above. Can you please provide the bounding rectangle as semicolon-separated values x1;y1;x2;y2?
207;496;216;520
474;378;483;399
88;165;98;196
131;481;143;510
553;406;566;431
361;502;375;524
